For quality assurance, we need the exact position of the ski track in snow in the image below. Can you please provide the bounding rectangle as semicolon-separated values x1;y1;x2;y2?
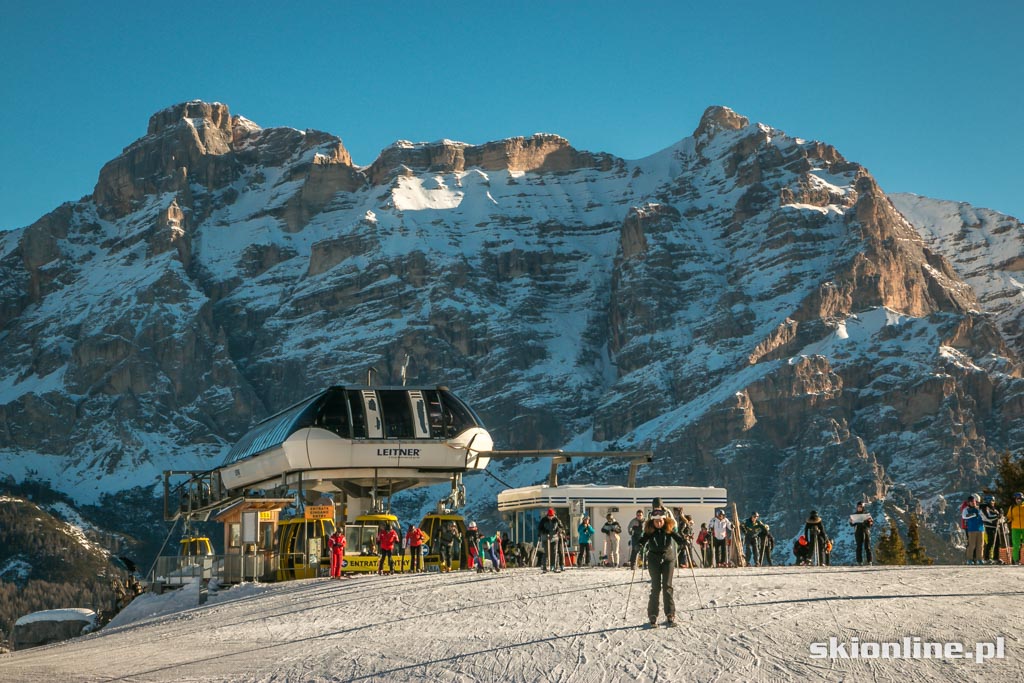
1;566;1022;682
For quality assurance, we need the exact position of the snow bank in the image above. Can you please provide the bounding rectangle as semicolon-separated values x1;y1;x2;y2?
14;608;95;627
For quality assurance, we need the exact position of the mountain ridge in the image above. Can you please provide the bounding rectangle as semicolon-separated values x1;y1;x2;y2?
1;101;1022;563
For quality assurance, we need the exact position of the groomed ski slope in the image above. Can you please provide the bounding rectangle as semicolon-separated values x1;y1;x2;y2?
1;565;1021;682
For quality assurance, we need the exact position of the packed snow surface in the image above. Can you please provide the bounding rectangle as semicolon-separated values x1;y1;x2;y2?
1;565;1021;681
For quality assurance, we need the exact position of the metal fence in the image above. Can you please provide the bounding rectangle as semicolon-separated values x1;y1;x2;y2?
149;554;275;589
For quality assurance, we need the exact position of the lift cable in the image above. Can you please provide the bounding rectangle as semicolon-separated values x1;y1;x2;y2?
146;516;181;583
480;466;516;490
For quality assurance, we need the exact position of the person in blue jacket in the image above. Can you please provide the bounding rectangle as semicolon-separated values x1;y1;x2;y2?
577;516;596;567
962;497;986;565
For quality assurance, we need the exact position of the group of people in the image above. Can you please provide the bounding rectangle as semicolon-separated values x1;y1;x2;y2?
323;519;509;578
328;491;1024;585
434;520;507;573
961;491;1024;565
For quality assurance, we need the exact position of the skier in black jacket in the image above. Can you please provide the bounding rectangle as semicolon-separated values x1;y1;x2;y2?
635;509;687;627
804;511;829;566
537;509;565;573
980;496;1002;564
849;502;874;565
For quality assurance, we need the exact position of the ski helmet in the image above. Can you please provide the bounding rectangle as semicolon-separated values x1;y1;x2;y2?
1015;492;1023;500
798;535;808;546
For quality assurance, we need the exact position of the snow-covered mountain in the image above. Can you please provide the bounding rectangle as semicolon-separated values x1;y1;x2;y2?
1;101;1022;557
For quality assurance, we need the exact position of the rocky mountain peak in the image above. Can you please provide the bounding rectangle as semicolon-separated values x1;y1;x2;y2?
146;100;233;138
693;105;750;140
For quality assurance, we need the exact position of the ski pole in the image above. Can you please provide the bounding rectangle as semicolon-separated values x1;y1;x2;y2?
623;545;642;621
684;542;704;609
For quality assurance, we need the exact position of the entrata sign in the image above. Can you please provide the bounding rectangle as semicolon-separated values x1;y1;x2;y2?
342;555;413;572
304;505;334;520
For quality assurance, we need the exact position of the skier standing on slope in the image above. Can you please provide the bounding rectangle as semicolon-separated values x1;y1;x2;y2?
741;512;768;566
696;523;712;567
803;511;829;567
677;514;696;568
327;528;346;579
627;510;645;569
405;524;427;573
962;498;985;565
1008;492;1024;565
538;509;564;573
465;521;484;573
376;523;400;575
577;516;595;567
709;510;732;567
849;501;874;566
438;521;459;572
635;509;687;628
601;513;622;568
792;535;812;565
979;496;1001;564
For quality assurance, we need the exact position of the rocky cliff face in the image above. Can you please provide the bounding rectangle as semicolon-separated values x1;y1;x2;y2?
1;101;1021;559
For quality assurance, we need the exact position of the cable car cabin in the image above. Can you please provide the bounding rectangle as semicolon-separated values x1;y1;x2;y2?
497;484;727;567
219;386;493;494
418;513;467;571
276;518;335;580
342;513;409;574
179;536;214;558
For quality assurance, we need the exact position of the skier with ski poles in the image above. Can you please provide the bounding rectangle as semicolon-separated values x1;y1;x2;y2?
741;512;767;566
803;511;829;567
634;509;687;627
758;526;774;566
627;510;645;569
538;508;564;573
677;514;697;567
980;496;1002;564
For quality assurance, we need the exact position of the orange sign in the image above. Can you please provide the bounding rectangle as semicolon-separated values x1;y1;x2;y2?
304;505;334;520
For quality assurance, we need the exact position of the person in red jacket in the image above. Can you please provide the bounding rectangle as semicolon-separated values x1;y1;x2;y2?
377;523;400;575
405;524;427;573
327;528;346;579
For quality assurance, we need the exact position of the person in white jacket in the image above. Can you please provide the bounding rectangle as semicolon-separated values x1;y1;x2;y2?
601;514;622;567
709;509;733;567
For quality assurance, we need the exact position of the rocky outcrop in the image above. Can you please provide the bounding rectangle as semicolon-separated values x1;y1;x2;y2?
366;134;619;185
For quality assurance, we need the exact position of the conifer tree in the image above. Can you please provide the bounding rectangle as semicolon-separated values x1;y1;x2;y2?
995;451;1024;505
905;513;933;565
874;519;907;565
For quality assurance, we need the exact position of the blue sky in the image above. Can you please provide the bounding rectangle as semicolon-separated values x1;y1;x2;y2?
2;2;1021;230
